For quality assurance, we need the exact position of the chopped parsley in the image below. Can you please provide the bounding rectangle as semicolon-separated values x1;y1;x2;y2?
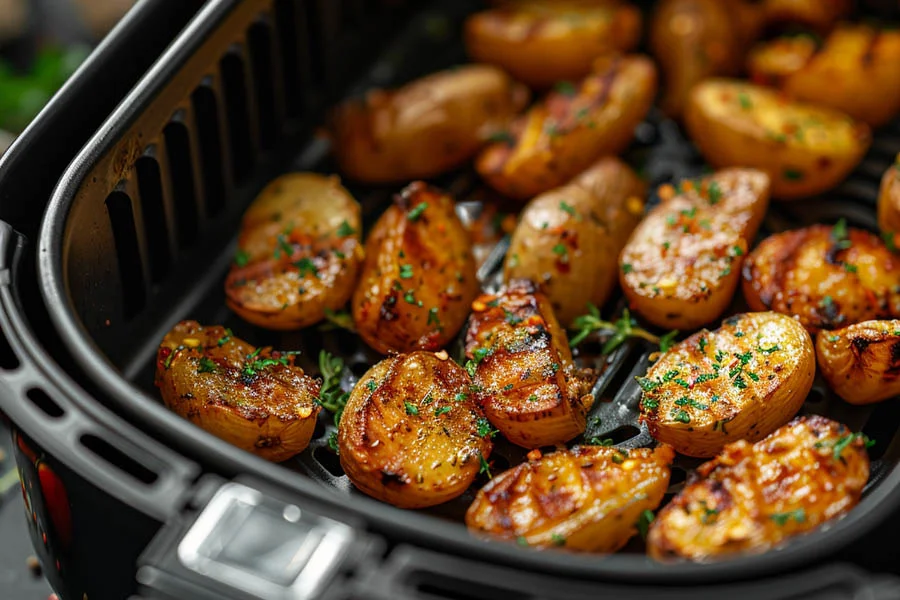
476;417;498;438
217;329;233;347
636;509;655;539
434;405;452;417
622;263;634;274
487;130;515;145
698;337;708;352
559;201;577;216
197;357;217;374
671;409;691;423
770;508;806;526
553;243;568;257
708;180;722;204
336;220;356;236
366;380;377;392
831;432;875;461
479;453;492;479
316;351;350;427
294;257;319;278
783;168;804;181
404;402;419;416
528;394;538;403
832;218;850;249
234;249;250;267
551;533;566;547
737;92;752;110
399;264;414;279
758;344;780;354
407;202;428;221
553;80;577;97
427;307;441;328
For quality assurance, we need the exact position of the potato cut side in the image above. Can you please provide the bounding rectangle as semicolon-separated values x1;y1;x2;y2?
648;415;870;561
466;444;674;552
155;321;321;462
339;351;492;509
620;168;770;331
878;155;900;244
639;311;814;458
464;279;595;448
816;320;900;405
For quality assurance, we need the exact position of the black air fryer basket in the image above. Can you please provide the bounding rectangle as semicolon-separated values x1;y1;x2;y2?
5;0;900;598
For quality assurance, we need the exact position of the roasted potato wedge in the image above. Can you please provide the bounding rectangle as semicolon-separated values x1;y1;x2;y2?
225;173;363;330
352;182;478;355
761;0;852;32
742;223;900;333
466;444;674;552
639;311;814;458
748;26;900;127
338;351;492;509
684;79;871;200
650;0;764;119
816;320;900;405
328;65;529;184
647;415;870;561
504;156;646;326
878;155;900;244
620;168;770;331
476;55;657;201
465;279;595;448
155;321;321;462
463;0;642;89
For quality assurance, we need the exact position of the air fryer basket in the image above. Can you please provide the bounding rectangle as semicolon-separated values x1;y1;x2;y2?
35;0;900;586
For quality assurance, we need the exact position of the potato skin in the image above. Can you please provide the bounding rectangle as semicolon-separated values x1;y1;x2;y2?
748;25;900;127
328;65;529;184
742;224;900;333
338;351;492;509
225;173;363;330
476;55;657;201
464;280;595;448
639;311;814;458
466;444;674;552
816;320;900;405
154;321;321;462
647;415;870;561
464;0;642;89
684;79;871;200
504;156;646;326
878;156;900;243
620;168;770;331
352;182;478;355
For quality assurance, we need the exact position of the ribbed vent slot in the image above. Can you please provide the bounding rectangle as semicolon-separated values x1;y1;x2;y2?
164;119;200;248
135;154;173;284
274;0;303;118
80;434;159;485
191;84;228;217
248;20;280;152
220;51;255;186
105;191;146;318
26;388;64;419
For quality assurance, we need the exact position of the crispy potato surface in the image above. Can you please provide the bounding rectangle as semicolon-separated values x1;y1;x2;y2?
742;223;900;333
684;79;871;200
639;311;814;458
225;173;363;330
816;319;900;405
155;321;321;462
464;280;595;448
504;156;646;326
352;182;478;355
466;444;674;552
620;168;770;331
338;351;492;509
647;415;870;561
878;155;900;244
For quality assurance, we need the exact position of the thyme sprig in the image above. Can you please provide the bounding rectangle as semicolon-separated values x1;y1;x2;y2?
569;304;678;355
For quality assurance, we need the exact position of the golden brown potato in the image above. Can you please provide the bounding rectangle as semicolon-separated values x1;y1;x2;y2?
647;415;870;561
225;173;363;330
742;223;900;333
762;0;852;32
476;55;657;201
650;0;764;119
748;26;900;127
684;79;871;200
154;321;320;462
639;311;815;458
464;279;595;448
816;320;900;405
878;155;900;245
504;156;646;326
620;168;770;331
352;182;479;355
466;444;674;552
464;0;642;89
328;65;529;184
338;351;492;509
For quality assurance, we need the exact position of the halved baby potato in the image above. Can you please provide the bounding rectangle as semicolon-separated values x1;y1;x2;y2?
466;444;675;552
816;320;900;405
338;351;492;509
748;25;900;127
647;415;870;561
352;182;479;355
464;279;595;448
638;311;815;458
684;79;871;200
878;155;900;245
327;64;529;184
476;54;657;201
464;0;642;89
225;173;363;331
504;156;646;326
155;321;321;462
742;223;900;333
619;168;770;331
